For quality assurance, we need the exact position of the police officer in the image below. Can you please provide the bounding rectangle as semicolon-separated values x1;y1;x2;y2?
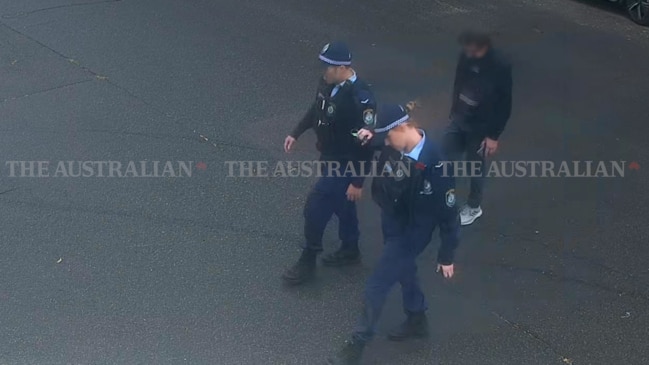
327;103;460;365
282;41;377;285
444;29;513;226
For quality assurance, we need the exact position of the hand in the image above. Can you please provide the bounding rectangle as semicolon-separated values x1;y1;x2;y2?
436;264;454;279
284;135;296;153
356;128;374;146
346;184;362;202
482;137;498;157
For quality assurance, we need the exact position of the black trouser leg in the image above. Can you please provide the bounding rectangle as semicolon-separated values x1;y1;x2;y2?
465;132;486;208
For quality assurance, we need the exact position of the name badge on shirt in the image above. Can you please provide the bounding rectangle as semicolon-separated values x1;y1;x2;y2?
326;103;336;116
394;168;406;181
383;159;406;181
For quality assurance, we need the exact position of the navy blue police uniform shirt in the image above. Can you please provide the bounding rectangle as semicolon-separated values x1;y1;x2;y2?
290;74;377;189
371;130;460;265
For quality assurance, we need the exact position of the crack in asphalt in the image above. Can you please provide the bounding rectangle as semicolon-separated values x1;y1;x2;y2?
478;227;649;296
0;17;306;255
433;0;471;14
0;13;295;160
1;196;302;244
441;227;649;364
482;261;649;303
4;16;286;158
567;251;638;281
438;280;575;364
1;0;122;19
0;128;197;143
0;19;242;154
0;79;94;105
0;21;98;77
490;311;574;365
194;132;288;153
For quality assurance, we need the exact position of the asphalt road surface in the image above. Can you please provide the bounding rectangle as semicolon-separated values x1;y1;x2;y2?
1;0;648;364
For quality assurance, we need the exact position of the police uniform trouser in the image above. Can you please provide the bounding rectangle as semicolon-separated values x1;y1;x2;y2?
302;174;359;252
352;211;435;342
442;121;485;208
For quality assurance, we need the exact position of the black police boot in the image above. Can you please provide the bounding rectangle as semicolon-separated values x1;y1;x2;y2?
326;339;365;365
321;247;360;267
282;250;316;285
387;311;429;341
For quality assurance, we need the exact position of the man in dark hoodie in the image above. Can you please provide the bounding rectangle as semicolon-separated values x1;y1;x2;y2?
443;30;513;226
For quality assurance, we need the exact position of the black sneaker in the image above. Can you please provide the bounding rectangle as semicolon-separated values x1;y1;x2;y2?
326;339;364;365
321;248;361;267
282;259;315;285
387;312;429;341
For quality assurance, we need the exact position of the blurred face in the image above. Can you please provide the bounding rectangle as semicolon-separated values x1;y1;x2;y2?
322;65;346;84
462;43;488;59
384;125;409;151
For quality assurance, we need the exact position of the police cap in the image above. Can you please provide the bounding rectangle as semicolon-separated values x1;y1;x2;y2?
372;103;410;135
319;41;352;66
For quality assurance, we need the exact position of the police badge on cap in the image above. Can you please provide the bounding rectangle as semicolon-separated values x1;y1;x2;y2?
321;43;329;54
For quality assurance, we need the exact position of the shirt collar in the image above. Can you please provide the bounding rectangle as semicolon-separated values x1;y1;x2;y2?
403;130;426;161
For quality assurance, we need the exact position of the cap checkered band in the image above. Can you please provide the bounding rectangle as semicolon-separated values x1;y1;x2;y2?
374;114;410;133
318;54;351;66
